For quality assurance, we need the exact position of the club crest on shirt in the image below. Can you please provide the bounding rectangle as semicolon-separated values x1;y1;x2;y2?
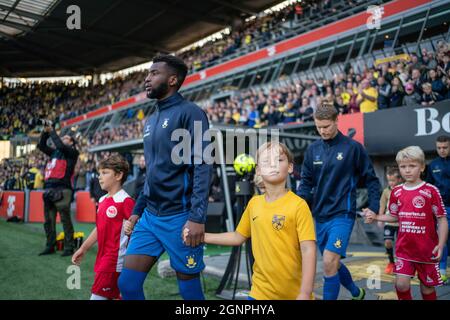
272;215;285;231
412;196;425;209
336;152;344;161
333;238;342;249
106;206;118;218
186;255;197;268
162;118;169;128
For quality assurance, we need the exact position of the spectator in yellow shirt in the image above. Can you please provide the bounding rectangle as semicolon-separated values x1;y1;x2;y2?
357;79;378;113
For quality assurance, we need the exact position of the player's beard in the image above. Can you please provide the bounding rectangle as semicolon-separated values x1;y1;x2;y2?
147;82;169;100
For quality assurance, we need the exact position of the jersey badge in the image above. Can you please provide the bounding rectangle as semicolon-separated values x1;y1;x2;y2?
333;238;342;249
272;214;285;231
186;255;197;269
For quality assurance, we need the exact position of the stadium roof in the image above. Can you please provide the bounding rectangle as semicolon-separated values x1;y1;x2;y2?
0;0;284;77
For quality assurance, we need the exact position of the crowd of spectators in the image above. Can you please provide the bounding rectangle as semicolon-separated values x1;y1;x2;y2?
49;40;449;153
89;120;144;146
0;70;146;139
1;0;449;190
180;0;366;73
0;133;91;191
0;0;372;137
203;42;450;127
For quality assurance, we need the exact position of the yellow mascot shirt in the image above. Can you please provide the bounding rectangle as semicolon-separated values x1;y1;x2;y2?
236;190;316;300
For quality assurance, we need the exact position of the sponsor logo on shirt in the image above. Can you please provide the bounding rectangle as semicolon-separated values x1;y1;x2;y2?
272;215;285;231
398;211;426;218
419;189;432;199
106;206;118;218
412;196;425;209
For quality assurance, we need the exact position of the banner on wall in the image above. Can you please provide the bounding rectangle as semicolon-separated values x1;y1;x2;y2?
363;102;450;155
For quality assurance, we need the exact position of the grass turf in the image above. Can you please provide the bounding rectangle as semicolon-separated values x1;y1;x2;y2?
0;219;228;300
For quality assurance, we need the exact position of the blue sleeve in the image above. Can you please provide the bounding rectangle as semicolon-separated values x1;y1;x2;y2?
186;105;212;224
356;143;381;213
132;189;147;217
297;146;314;206
426;162;435;185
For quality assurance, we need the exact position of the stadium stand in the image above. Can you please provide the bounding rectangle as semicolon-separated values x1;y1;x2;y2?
1;0;450;191
180;0;384;73
0;0;389;134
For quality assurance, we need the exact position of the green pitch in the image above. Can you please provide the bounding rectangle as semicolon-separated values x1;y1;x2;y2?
0;219;226;300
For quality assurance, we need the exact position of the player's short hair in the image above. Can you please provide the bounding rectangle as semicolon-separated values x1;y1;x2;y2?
395;146;425;165
257;141;294;165
153;54;188;89
98;154;130;184
436;135;450;143
386;167;401;178
314;103;338;121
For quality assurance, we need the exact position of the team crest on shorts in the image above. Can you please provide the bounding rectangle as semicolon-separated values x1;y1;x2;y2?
395;260;403;270
334;238;342;249
186;255;197;269
272;215;285;231
106;206;118;218
336;152;343;161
